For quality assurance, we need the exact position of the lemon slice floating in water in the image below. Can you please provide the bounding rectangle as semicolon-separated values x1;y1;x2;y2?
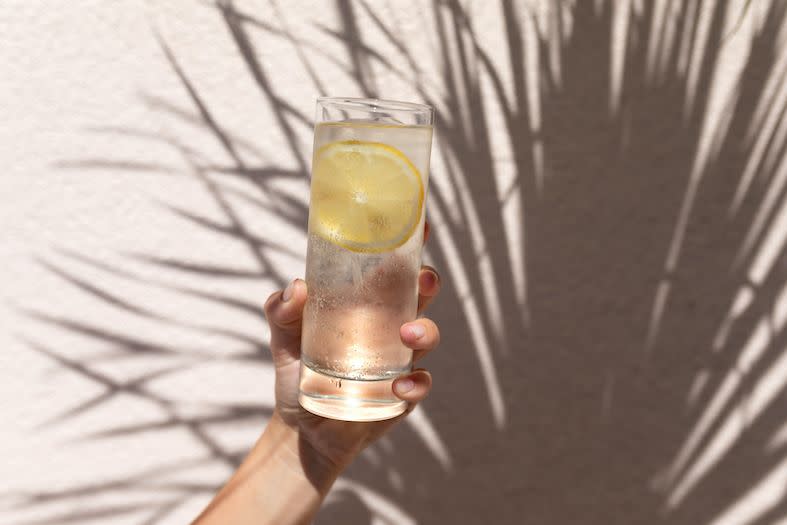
309;140;424;253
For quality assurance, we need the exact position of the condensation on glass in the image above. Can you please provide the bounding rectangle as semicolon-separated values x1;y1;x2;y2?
298;97;434;421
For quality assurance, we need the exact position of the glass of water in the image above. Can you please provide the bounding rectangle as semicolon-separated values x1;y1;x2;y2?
298;97;434;421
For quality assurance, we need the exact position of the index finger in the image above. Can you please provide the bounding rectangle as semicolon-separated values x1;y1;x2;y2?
263;279;307;367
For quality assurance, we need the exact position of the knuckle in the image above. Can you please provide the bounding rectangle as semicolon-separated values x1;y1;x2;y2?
263;291;281;318
424;319;440;346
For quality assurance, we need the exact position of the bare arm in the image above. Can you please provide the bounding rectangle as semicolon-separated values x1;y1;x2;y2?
193;265;441;524
192;411;338;525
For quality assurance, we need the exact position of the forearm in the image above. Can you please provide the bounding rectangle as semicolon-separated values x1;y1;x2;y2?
192;411;341;525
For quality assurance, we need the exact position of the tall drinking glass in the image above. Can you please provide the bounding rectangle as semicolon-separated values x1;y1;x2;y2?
298;97;434;421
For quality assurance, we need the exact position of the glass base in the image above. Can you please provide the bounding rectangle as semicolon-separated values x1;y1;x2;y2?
298;363;407;422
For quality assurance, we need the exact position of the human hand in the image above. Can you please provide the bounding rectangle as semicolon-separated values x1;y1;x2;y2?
263;264;441;474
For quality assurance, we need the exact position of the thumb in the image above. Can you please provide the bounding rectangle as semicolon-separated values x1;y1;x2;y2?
263;279;307;367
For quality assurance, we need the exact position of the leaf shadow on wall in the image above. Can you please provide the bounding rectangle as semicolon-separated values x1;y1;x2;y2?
10;0;787;524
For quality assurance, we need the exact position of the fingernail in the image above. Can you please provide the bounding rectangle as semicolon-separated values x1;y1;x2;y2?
282;280;295;302
408;323;426;339
396;378;414;394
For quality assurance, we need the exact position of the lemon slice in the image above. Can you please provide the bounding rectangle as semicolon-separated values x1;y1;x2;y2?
309;140;424;253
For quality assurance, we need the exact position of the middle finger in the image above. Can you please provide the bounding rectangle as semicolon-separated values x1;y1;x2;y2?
401;318;440;362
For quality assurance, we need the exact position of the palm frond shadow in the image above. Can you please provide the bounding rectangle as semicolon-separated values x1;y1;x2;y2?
10;0;787;523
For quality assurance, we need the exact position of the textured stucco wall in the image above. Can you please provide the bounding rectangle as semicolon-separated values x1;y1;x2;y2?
3;1;787;524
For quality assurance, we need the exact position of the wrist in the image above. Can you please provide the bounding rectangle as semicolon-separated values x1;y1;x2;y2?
270;410;343;495
192;410;339;525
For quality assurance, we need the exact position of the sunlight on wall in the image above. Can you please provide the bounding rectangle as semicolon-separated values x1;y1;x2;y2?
406;406;453;470
332;478;417;525
4;0;787;523
610;0;632;115
709;454;787;525
428;198;507;427
644;0;771;354
665;279;787;508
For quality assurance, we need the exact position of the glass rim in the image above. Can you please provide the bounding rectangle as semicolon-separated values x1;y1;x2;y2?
317;96;433;117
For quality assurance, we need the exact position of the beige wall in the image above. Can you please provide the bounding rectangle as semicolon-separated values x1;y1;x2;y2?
3;1;787;523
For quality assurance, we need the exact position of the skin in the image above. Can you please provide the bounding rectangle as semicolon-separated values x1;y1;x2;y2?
192;262;441;525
